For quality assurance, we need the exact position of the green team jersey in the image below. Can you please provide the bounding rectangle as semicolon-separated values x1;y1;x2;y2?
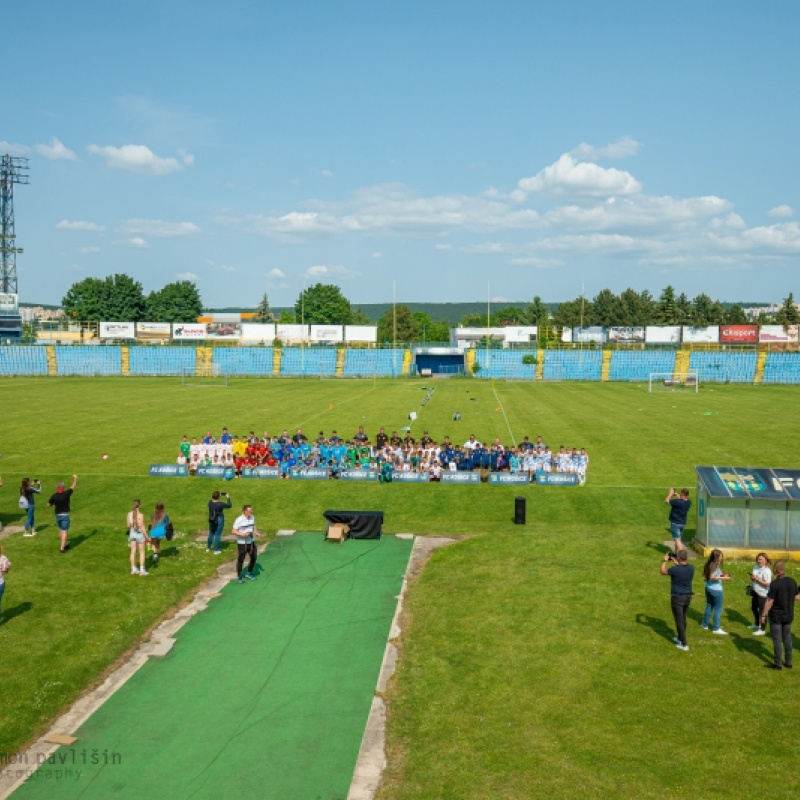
180;441;191;458
346;447;357;466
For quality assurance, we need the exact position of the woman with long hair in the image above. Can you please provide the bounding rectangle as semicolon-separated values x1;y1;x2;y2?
748;552;772;636
701;548;732;634
20;477;41;537
149;502;169;566
0;543;10;617
127;499;148;576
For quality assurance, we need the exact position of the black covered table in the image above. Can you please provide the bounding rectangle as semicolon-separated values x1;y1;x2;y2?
323;510;384;540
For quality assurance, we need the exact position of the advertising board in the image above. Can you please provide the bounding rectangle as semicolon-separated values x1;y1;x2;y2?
100;322;135;339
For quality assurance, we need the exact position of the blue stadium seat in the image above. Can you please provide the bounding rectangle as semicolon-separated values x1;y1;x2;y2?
342;349;404;377
473;350;538;379
129;347;196;376
0;346;49;376
213;347;274;376
280;347;337;376
689;351;757;383
608;350;676;381
763;353;800;385
55;346;122;376
543;350;603;381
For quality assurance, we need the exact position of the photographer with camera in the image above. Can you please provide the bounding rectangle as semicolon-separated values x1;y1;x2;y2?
665;487;692;553
20;477;42;537
660;549;695;651
207;490;232;554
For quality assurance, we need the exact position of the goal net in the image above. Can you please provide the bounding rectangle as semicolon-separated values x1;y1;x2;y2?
648;371;699;393
182;365;229;387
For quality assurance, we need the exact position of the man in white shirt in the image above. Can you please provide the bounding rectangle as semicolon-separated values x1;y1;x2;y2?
463;434;480;451
231;505;259;584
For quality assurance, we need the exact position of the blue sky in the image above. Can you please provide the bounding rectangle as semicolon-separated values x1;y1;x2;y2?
3;0;799;308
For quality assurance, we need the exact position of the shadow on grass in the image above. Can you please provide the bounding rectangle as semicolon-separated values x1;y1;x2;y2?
1;601;33;626
635;613;675;643
68;530;98;550
729;631;772;664
645;540;674;555
726;608;753;628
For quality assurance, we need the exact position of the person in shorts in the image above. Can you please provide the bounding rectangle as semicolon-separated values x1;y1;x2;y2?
47;474;77;553
665;487;692;553
127;499;148;576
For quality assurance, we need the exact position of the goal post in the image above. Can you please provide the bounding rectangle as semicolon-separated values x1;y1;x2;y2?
648;371;699;393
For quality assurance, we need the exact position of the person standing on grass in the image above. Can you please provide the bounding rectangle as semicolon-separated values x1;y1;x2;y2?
47;475;77;553
127;499;148;576
761;561;799;671
748;553;772;636
231;505;259;584
700;549;731;635
148;502;170;566
20;477;41;537
661;549;694;651
207;490;232;554
665;487;692;553
0;544;10;617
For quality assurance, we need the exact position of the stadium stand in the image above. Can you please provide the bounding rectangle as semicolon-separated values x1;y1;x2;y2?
129;347;196;376
0;346;49;376
608;350;676;382
280;347;338;376
689;351;757;384
342;348;404;377
762;352;800;385
55;346;122;376
213;347;275;376
543;350;603;381
473;349;538;379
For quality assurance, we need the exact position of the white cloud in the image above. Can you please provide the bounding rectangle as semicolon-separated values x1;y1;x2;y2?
371;252;383;259
514;154;641;200
87;144;188;175
177;272;199;280
321;169;333;178
178;148;194;166
491;295;511;303
301;264;357;280
435;243;452;251
768;204;794;218
461;242;506;254
0;141;31;156
36;138;78;161
509;257;564;269
119;219;200;237
707;221;800;253
79;246;100;254
570;136;642;161
267;268;285;279
126;237;150;248
57;219;106;232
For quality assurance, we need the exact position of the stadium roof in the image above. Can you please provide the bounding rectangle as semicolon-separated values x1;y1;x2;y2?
695;466;800;501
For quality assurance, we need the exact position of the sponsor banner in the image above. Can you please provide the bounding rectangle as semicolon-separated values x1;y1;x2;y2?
759;325;799;343
391;471;429;483
535;471;579;486
608;326;645;343
136;322;171;341
196;465;226;478
0;293;19;313
573;326;606;344
441;471;480;484
206;322;241;339
172;323;207;340
489;473;531;485
645;326;681;344
339;468;378;481
719;324;758;344
503;326;537;343
241;466;281;479
290;467;329;480
100;322;136;339
241;323;276;341
276;324;308;342
682;326;719;343
149;464;188;477
344;325;378;343
310;325;343;343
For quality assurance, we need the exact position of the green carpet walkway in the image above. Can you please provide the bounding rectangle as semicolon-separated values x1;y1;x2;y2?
13;533;412;800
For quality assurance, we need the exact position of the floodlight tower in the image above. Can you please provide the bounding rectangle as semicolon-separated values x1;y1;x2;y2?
0;154;30;294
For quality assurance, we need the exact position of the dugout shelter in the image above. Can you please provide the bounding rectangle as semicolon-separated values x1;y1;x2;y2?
695;466;800;560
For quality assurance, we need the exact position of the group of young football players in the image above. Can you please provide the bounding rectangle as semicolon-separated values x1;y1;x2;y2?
176;427;589;483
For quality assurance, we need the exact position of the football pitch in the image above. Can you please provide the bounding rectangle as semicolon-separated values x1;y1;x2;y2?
1;376;799;799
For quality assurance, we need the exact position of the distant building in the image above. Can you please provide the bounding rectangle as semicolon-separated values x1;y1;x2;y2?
20;306;65;323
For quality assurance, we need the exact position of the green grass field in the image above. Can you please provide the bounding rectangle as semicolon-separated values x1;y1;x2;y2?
1;376;799;799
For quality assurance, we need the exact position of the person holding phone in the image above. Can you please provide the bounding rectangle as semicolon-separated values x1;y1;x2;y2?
207;490;232;554
749;553;772;636
661;549;695;651
701;549;732;634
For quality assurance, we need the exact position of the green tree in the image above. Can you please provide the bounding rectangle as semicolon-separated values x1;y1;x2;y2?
104;273;146;321
523;295;551;327
589;288;623;327
377;304;416;343
676;292;692;322
351;307;371;325
619;288;654;326
277;309;296;323
690;293;714;326
490;306;526;326
553;296;591;329
653;286;684;325
254;292;274;323
412;311;449;343
723;303;748;324
62;277;108;321
145;280;203;323
775;293;800;325
459;312;488;328
294;283;353;325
